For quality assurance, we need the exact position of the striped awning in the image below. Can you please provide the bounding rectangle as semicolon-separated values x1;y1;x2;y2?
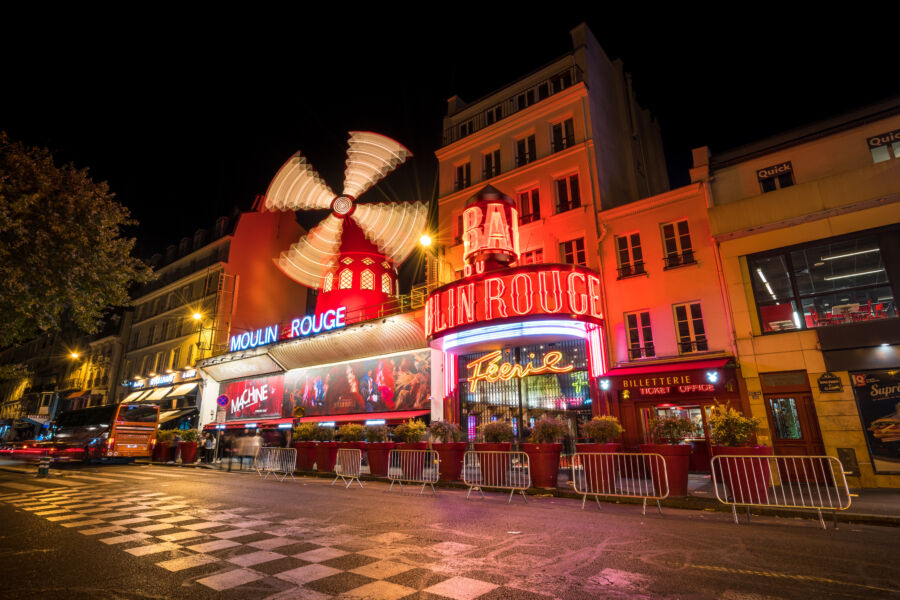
144;386;174;401
167;382;199;398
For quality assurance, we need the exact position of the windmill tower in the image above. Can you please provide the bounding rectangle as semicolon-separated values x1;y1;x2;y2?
264;132;428;324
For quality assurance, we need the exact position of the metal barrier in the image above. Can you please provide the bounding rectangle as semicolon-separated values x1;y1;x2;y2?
253;447;297;482
710;454;852;529
387;449;440;495
332;448;363;489
462;451;530;503
571;452;669;515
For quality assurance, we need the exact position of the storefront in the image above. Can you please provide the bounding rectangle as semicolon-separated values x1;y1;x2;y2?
120;370;202;430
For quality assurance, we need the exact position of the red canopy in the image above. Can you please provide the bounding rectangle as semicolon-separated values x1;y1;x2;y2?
296;410;429;424
604;357;731;377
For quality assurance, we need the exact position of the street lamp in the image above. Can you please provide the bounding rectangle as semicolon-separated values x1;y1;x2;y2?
69;352;79;359
419;233;432;248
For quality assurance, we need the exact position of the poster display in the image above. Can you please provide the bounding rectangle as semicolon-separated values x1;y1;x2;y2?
852;370;900;474
284;350;431;417
220;374;286;420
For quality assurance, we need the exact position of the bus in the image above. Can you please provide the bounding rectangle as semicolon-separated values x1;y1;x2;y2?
3;404;160;463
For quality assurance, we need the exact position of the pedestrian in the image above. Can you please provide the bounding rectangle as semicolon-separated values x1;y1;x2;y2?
171;430;183;464
222;435;234;471
203;433;216;463
245;431;262;470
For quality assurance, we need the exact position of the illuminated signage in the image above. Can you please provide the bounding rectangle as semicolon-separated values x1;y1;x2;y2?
229;306;347;352
462;202;519;264
149;374;175;386
426;265;602;339
466;350;574;392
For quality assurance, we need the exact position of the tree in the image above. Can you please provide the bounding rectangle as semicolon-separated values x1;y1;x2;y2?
0;132;152;347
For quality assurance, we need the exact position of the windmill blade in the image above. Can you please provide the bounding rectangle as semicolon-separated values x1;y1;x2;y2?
350;201;428;265
265;152;335;212
275;214;344;289
342;132;412;199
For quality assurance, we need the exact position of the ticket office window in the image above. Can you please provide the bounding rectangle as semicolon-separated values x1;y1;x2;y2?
639;405;710;444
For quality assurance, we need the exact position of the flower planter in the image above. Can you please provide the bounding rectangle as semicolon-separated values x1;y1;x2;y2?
713;445;773;504
338;441;367;451
576;442;623;453
473;442;512;486
178;442;198;464
575;443;622;493
394;442;428;479
314;441;339;472
521;443;562;489
154;443;170;463
292;441;317;471
640;444;691;497
432;442;466;481
365;442;396;476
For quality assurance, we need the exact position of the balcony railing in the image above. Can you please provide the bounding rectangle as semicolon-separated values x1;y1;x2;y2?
617;262;646;279
442;65;585;146
454;177;470;191
551;136;575;153
627;345;655;360
483;166;501;180
519;213;540;226
664;250;696;269
515;152;535;167
678;338;709;354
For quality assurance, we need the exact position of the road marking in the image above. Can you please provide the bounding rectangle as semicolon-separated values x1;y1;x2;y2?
101;533;152;545
683;563;900;595
158;530;205;542
60;519;105;528
0;482;43;491
79;526;126;536
46;514;84;522
156;553;219;572
197;568;263;591
186;539;241;553
62;475;121;484
158;515;196;524
39;478;85;487
126;542;181;556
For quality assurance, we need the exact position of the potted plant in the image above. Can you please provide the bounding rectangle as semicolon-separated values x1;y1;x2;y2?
578;415;625;453
154;429;173;462
429;420;465;481
314;425;338;472
178;429;200;464
337;423;366;450
639;417;695;496
708;404;772;503
292;422;318;471
522;416;568;488
475;420;515;451
364;425;394;477
393;419;427;450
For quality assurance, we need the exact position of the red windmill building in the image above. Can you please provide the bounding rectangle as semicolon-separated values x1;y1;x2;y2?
264;132;428;323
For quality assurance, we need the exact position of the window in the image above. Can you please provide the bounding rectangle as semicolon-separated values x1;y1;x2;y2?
551;119;575;152
485;106;502;126
147;325;155;346
459;121;471;138
767;397;803;439
560;238;586;266
135;304;144;321
323;271;334;292
673;303;708;353
748;230;897;332
867;130;900;163
185;344;194;367
360;269;374;290
152;352;162;373
518;188;540;224
515;135;536;167
625;311;655;359
757;162;794;193
338;269;353;289
171;348;181;370
483;149;500;179
123;360;132;379
555;174;580;213
381;273;392;295
129;332;137;350
454;162;471;191
161;320;170;340
515;89;535;111
661;220;694;268
454;214;464;245
519;249;543;265
616;233;645;278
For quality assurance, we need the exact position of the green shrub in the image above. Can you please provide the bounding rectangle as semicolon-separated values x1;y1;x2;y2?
649;417;694;444
293;422;318;441
337;423;365;442
480;420;515;443
314;425;335;442
581;415;624;443
528;416;568;444
708;403;761;446
180;429;200;443
429;420;463;443
393;419;427;443
366;425;390;443
156;429;174;443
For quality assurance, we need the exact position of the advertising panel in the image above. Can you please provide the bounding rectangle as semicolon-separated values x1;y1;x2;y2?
852;370;900;474
283;350;431;417
220;374;286;420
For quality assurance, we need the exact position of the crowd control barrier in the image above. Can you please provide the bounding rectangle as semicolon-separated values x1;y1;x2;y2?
571;452;669;515
710;454;852;529
332;448;363;489
462;451;531;503
387;449;440;495
253;447;297;482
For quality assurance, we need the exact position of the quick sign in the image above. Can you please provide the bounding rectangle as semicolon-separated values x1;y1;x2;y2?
229;307;347;352
867;129;900;149
756;161;792;181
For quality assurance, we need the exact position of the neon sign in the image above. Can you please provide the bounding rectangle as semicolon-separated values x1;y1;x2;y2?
463;202;519;264
466;350;574;391
425;265;602;339
229;306;347;352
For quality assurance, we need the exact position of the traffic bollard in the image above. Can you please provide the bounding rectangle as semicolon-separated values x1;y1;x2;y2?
37;455;51;477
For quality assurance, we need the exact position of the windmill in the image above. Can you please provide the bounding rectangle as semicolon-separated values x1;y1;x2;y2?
264;132;428;323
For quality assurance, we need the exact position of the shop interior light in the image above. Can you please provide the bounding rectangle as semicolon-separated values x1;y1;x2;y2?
246;423;257;428
821;248;879;261
365;419;386;425
319;421;336;427
216;424;226;430
823;268;885;281
277;423;293;429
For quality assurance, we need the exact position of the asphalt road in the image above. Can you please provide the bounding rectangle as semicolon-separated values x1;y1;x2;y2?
0;462;897;600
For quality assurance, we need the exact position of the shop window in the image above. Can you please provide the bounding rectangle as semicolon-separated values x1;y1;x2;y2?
748;230;897;332
483;149;500;179
625;311;654;359
518;188;540;224
767;397;803;439
661;220;695;268
515;135;536;167
381;273;392;294
673;302;708;354
560;238;586;266
616;233;645;278
551;118;575;152
323;271;334;292
338;269;353;289
555;173;580;213
867;130;900;163
519;249;543;265
360;269;374;290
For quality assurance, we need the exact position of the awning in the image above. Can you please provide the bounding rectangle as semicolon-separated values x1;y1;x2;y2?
122;389;149;403
66;390;90;399
22;415;48;426
159;408;198;424
604;357;732;377
296;409;430;424
167;382;199;398
144;386;174;401
204;417;295;430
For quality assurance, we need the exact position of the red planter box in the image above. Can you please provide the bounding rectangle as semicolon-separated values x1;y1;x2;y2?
338;441;367;451
473;442;513;486
315;442;339;472
365;442;395;476
178;442;198;464
292;441;316;471
154;443;170;463
432;442;466;481
640;443;691;497
713;445;773;504
521;443;562;489
576;442;622;453
394;442;427;450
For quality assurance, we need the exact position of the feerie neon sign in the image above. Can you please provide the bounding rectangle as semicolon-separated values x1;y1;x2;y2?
229;306;347;352
425;265;602;338
467;350;574;391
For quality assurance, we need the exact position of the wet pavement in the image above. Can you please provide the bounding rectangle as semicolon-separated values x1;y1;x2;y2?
0;462;897;599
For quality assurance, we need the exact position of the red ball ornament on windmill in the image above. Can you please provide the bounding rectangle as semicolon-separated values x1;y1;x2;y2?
264;132;428;324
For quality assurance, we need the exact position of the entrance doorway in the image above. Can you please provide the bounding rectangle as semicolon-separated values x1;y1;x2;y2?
760;372;825;456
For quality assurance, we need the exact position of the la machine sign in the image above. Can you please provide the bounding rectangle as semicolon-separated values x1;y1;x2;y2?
229;306;347;352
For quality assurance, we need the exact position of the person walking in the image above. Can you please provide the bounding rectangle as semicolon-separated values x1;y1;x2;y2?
171;431;183;464
245;432;262;470
203;433;216;463
223;435;235;471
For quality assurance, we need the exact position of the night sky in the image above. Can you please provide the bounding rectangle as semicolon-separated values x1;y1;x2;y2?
4;13;896;260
